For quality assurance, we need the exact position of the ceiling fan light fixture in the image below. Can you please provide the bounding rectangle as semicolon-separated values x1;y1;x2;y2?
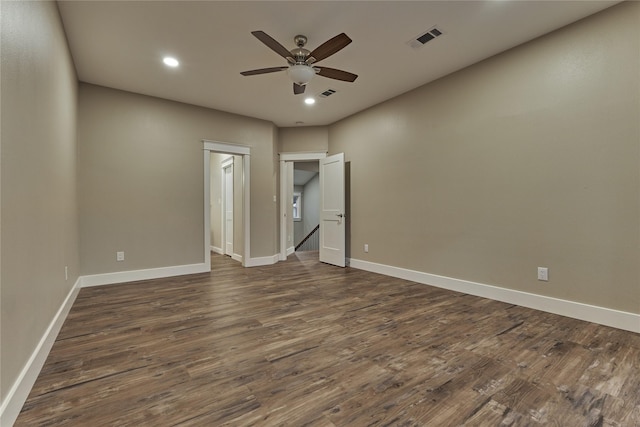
287;64;315;85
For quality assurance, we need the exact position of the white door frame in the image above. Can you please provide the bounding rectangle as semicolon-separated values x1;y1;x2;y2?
279;151;327;261
221;156;234;257
203;140;250;268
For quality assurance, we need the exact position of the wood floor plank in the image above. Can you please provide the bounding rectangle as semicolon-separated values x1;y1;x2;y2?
15;252;640;426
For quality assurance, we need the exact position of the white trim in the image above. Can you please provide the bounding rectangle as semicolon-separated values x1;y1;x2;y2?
279;160;288;261
279;160;294;262
348;258;640;333
287;246;295;256
203;140;251;267
80;263;209;288
243;154;251;266
0;278;82;427
204;140;251;156
231;253;243;263
280;151;327;161
221;156;234;169
210;245;223;255
244;254;280;267
203;152;212;272
221;158;234;257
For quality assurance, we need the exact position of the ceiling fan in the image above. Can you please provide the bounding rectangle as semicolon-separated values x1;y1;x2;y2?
240;31;358;95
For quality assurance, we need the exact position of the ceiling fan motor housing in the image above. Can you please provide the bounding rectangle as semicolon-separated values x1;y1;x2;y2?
290;35;311;64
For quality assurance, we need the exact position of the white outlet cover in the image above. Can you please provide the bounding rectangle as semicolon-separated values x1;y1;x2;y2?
537;267;548;281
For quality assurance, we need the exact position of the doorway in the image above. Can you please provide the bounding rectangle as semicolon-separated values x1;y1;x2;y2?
279;152;347;267
279;152;326;261
210;153;243;263
292;161;320;252
203;140;250;269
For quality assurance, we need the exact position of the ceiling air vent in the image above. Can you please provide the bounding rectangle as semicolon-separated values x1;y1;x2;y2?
408;26;444;49
319;88;337;98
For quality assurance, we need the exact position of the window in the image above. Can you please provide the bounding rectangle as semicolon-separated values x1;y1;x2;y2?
293;192;302;222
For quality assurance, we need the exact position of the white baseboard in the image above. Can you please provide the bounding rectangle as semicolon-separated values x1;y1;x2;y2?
348;258;640;334
277;247;295;262
231;253;243;263
80;263;210;288
210;246;223;255
245;254;280;267
0;278;82;427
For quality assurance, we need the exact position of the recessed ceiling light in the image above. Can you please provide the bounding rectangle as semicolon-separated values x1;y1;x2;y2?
163;57;179;67
304;97;315;105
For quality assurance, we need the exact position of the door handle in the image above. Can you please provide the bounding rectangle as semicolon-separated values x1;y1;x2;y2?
336;213;345;218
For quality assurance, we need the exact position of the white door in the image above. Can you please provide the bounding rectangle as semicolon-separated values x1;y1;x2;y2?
223;162;234;256
319;153;345;267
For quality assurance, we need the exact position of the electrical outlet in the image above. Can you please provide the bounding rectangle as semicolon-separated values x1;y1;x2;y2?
117;251;125;262
364;244;369;253
65;266;68;281
537;267;548;281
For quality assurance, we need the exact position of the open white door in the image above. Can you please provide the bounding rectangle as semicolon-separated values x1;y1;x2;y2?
319;153;345;267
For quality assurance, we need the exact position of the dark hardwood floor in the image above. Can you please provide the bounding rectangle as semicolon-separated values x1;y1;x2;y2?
16;252;640;426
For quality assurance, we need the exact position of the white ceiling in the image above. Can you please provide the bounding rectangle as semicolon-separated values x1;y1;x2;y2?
57;1;619;128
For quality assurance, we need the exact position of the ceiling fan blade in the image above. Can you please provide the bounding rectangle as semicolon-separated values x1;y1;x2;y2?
240;66;287;76
308;33;352;63
251;31;293;60
316;67;358;82
293;83;306;95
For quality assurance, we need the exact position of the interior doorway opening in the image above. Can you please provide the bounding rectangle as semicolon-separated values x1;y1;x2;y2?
292;161;320;253
210;154;243;263
203;140;250;269
279;152;326;261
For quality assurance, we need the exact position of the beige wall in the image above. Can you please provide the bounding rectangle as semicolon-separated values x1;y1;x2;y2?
279;126;328;153
329;2;640;313
79;84;277;274
1;1;79;400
